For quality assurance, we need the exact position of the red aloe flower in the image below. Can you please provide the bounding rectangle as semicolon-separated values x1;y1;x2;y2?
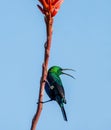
37;0;64;17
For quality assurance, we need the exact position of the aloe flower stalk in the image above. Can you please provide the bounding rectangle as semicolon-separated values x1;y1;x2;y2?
31;0;64;130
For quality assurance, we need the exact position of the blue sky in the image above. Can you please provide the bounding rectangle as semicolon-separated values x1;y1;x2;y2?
0;0;111;130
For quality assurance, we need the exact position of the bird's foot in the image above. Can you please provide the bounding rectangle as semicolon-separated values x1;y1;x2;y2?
37;99;53;104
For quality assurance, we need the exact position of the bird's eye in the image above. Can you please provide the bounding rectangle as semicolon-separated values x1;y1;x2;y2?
58;68;62;74
60;68;62;71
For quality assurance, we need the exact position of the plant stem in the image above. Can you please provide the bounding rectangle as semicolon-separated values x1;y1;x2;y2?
31;14;53;130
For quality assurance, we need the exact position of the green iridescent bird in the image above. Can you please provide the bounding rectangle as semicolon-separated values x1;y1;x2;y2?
45;66;75;121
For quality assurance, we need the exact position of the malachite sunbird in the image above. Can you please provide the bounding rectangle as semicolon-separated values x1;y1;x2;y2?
45;66;75;121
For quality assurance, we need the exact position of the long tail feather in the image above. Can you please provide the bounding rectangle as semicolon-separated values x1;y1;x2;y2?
55;96;67;121
61;106;67;121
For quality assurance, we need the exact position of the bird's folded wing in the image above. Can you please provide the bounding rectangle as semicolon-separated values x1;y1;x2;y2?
50;74;65;98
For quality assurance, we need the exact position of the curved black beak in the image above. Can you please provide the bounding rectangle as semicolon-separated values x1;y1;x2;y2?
61;68;75;79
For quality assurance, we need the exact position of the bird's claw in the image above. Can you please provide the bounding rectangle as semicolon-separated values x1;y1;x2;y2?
44;42;47;48
37;101;44;104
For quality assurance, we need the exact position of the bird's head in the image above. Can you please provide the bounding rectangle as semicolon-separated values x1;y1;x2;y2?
48;66;75;79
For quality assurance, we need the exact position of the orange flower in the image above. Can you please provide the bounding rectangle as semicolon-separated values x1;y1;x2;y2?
37;0;64;17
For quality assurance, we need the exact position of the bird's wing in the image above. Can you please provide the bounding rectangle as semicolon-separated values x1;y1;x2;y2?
48;73;65;99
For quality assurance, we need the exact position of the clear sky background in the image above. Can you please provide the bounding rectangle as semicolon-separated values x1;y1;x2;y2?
0;0;111;130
